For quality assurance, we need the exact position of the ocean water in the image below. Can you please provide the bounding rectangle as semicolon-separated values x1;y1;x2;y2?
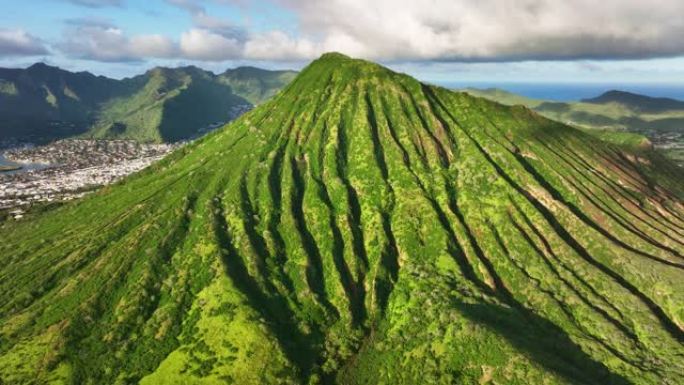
0;152;48;175
434;82;684;102
0;153;12;167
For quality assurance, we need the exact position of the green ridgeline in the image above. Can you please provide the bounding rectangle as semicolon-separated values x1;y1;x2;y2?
86;66;248;143
0;64;295;143
1;52;684;384
218;66;298;105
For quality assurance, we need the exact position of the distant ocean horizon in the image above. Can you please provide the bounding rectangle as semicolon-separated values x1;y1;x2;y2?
433;81;684;102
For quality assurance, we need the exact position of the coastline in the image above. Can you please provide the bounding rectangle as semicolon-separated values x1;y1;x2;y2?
0;164;22;172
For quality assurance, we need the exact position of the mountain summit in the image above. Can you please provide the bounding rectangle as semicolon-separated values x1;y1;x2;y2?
582;90;684;113
1;53;683;384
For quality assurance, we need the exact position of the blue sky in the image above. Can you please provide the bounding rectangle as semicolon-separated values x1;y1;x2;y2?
1;0;684;84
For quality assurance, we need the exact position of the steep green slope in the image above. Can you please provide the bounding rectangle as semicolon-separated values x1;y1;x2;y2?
464;88;684;165
1;53;684;384
0;64;295;143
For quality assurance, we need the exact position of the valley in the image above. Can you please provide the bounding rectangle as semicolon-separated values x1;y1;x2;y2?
0;95;254;212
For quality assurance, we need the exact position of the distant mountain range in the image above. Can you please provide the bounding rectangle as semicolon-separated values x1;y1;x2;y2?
1;53;683;384
463;88;684;165
0;63;297;143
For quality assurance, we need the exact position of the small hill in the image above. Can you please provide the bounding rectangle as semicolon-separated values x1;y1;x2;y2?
583;90;684;113
1;53;683;384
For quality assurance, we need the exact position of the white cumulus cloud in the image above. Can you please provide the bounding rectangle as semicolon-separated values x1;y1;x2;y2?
59;20;176;62
54;0;684;63
0;29;49;57
179;28;242;60
244;31;316;60
272;0;684;61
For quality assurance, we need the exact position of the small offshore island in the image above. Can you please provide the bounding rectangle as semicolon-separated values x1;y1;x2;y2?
0;164;21;172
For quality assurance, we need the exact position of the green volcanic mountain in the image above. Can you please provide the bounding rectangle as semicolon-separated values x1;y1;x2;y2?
0;64;295;143
1;53;684;384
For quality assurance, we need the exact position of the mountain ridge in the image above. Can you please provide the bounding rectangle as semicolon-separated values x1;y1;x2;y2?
583;90;684;112
0;63;296;143
1;53;683;384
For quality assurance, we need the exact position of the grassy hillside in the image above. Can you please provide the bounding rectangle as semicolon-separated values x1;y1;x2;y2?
0;64;295;143
464;88;684;165
1;53;683;384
